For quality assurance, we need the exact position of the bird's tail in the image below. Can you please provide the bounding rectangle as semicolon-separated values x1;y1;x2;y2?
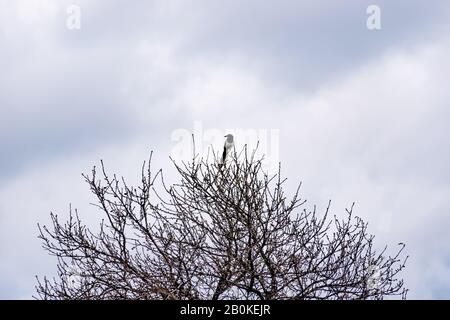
222;146;227;164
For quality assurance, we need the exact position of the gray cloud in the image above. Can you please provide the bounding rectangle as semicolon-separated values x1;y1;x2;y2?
1;0;450;298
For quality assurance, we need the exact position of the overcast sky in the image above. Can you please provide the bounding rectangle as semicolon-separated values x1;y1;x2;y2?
1;0;450;299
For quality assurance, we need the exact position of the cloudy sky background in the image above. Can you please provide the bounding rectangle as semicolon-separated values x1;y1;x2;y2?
1;0;450;299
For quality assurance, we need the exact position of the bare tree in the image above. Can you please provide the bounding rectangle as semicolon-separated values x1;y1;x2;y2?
36;146;408;300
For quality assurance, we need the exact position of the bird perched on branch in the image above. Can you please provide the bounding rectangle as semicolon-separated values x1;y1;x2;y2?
221;134;234;165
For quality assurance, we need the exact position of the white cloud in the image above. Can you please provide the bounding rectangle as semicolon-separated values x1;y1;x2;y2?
1;0;450;299
276;40;450;298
